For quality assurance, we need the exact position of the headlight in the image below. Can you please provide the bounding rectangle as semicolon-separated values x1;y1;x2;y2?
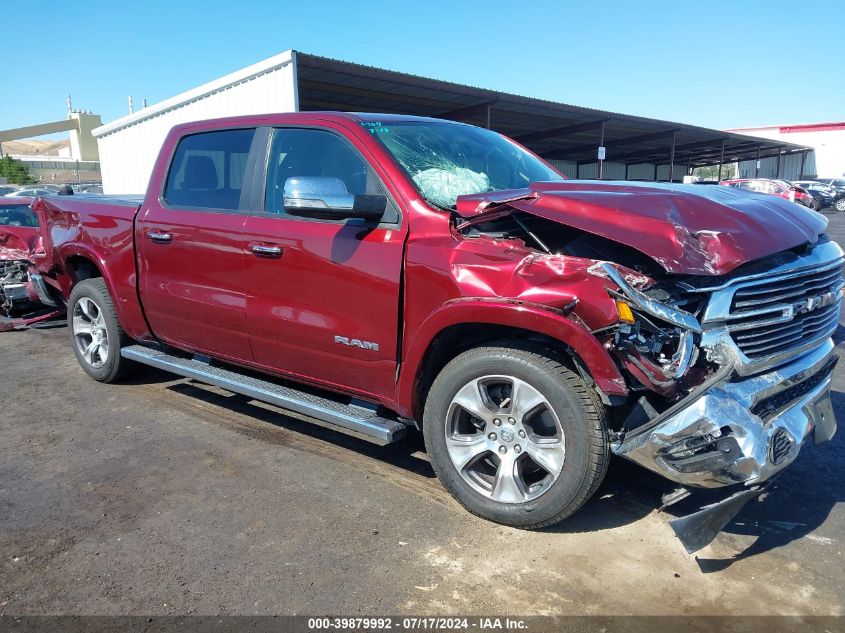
601;263;702;333
615;300;636;324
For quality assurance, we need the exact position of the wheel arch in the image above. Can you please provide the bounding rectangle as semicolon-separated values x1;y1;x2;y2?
59;244;149;340
65;252;104;283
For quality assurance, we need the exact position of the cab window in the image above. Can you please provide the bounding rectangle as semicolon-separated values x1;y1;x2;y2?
164;128;255;211
264;128;399;224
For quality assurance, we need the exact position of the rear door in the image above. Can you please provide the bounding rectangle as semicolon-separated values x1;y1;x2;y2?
136;127;257;362
241;124;407;399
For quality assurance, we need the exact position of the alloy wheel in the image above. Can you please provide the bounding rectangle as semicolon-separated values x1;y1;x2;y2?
72;297;110;369
444;375;565;503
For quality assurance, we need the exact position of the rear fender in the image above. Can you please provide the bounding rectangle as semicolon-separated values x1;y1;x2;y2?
55;242;149;339
32;198;150;340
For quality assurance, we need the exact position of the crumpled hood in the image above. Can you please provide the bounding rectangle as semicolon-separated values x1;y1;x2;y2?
0;226;39;261
455;181;828;276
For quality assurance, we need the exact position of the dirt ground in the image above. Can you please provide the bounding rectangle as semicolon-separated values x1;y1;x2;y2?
1;217;844;617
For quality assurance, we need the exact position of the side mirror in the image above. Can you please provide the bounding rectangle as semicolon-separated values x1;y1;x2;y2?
283;177;386;221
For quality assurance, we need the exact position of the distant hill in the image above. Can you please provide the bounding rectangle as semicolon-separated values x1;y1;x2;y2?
3;139;71;156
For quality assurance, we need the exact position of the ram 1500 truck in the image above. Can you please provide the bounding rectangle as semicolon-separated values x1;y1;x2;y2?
33;113;842;551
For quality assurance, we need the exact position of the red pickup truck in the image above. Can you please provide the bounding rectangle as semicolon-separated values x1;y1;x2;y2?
33;113;842;551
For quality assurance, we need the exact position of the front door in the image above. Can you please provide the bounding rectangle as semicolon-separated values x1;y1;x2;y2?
242;126;406;399
136;127;256;362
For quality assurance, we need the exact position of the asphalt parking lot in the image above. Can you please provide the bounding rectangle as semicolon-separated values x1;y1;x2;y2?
1;212;844;617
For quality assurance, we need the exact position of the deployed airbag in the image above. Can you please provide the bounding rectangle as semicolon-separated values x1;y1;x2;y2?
413;167;489;209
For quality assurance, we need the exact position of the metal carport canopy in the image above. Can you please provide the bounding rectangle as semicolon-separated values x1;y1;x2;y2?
293;52;810;177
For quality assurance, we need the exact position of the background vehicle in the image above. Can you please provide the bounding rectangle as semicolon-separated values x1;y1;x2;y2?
812;178;845;210
0;197;62;320
795;180;843;211
813;177;845;196
33;113;841;552
6;186;59;198
720;178;815;207
78;184;103;194
0;185;19;196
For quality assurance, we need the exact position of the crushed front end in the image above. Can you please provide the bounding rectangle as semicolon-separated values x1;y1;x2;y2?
0;258;42;317
610;238;841;484
0;201;65;330
0;257;64;330
605;238;842;550
452;181;841;551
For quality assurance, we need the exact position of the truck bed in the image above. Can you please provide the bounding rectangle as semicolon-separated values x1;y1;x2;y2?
35;194;143;269
34;194;147;338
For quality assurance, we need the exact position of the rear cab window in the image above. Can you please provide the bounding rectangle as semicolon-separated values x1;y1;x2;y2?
164;128;256;211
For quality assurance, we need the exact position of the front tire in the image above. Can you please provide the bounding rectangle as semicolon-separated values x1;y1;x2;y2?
68;278;134;383
836;198;845;212
423;342;609;529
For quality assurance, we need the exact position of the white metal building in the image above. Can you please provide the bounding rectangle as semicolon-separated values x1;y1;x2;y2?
726;122;845;181
95;52;298;193
94;50;810;194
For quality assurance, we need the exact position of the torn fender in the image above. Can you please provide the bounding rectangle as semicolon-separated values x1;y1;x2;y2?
396;297;629;418
455;181;827;276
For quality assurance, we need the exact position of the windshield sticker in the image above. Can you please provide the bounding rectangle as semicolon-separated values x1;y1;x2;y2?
360;122;389;134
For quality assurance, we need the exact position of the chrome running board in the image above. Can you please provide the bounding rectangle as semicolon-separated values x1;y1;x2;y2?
121;345;407;445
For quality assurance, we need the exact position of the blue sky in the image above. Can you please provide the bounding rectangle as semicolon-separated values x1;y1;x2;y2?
2;0;843;134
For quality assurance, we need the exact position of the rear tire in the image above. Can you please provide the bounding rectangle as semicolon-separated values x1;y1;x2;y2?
836;198;845;212
68;278;134;383
423;341;609;529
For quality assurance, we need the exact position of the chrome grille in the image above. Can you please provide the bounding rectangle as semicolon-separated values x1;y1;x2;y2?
731;266;843;311
726;263;844;360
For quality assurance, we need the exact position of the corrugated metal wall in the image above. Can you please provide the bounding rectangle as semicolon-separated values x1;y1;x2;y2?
96;60;297;194
547;159;577;178
547;160;687;181
738;152;817;180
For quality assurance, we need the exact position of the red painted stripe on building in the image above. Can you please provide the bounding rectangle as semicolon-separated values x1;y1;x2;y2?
779;122;845;133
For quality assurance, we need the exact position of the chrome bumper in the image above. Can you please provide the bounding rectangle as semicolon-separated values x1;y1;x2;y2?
612;339;838;488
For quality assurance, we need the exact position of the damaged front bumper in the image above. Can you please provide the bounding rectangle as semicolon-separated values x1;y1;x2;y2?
612;338;838;488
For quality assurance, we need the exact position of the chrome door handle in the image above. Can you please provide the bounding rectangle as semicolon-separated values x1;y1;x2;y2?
250;244;283;258
147;231;172;243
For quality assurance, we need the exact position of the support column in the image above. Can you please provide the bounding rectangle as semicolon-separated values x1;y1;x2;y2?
485;103;492;130
668;131;677;183
624;163;629;180
799;150;807;180
775;146;783;179
717;140;725;182
597;120;606;180
755;146;761;178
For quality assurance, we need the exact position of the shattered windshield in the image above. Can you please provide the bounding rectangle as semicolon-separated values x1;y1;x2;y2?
0;205;38;227
361;120;563;209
